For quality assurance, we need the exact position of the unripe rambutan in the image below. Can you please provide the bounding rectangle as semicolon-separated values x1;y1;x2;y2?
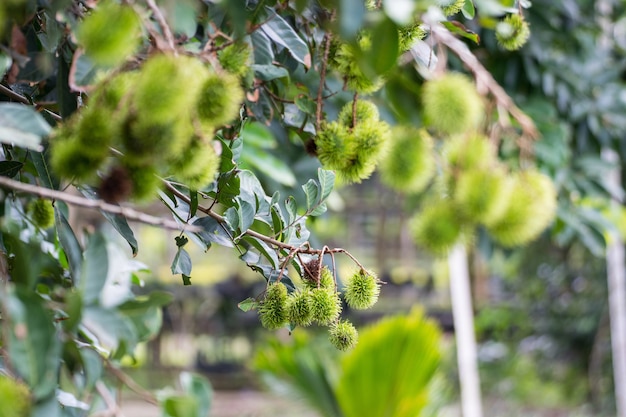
338;119;391;184
310;287;341;325
398;23;427;52
422;73;484;135
123;162;161;202
344;269;380;310
287;290;314;327
315;121;352;171
304;265;335;290
453;168;512;225
75;1;141;67
329;320;358;351
133;54;208;124
75;106;116;152
437;0;466;16
90;71;138;111
337;100;380;128
411;199;464;254
169;138;220;190
442;133;496;173
259;282;288;330
331;35;385;94
496;14;530;51
196;71;244;128
379;127;435;193
27;198;55;229
486;169;557;247
0;375;31;417
50;136;106;181
218;42;252;77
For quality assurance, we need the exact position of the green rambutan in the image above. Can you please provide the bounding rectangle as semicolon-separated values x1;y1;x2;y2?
304;265;335;290
398;23;427;52
196;70;244;128
123;162;161;202
453;168;512;225
315;121;352;171
259;282;289;330
410;199;465;254
422;73;484;135
496;14;530;51
0;375;31;417
218;42;252;77
169;138;220;190
343;269;380;310
331;34;385;94
379;127;435;193
337;100;380;128
50;136;106;181
437;0;466;16
27;198;55;229
75;1;141;67
442;133;496;173
310;287;341;325
287;290;314;327
486;169;557;247
329;320;358;351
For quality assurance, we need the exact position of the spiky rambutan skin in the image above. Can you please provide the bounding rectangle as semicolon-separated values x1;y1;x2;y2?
344;269;380;310
453;168;512;225
442;133;496;173
338;119;391;184
332;35;385;94
74;106;116;152
304;265;335;290
259;282;289;330
310;287;341;325
28;198;55;229
169;139;220;190
218;42;252;77
486;169;557;247
422;73;484;135
196;71;244;128
437;0;465;16
379;127;435;193
133;54;208;124
89;71;138;111
329;320;358;351
315;121;352;171
123;162;161;202
287;290;314;327
411;199;464;254
496;14;530;51
50;136;106;181
75;1;141;67
337;100;380;128
398;23;427;52
0;375;31;417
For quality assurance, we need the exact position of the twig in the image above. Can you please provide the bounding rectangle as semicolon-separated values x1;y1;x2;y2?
96;380;125;417
144;0;176;51
428;22;538;139
0;84;63;122
104;361;159;406
0;176;197;232
315;26;334;132
351;92;358;128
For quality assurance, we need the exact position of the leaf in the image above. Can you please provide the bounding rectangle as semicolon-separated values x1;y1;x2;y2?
0;51;11;78
161;394;199;417
251;31;274;65
252;64;290;81
462;0;476;19
302;179;320;212
442;21;480;44
261;7;311;68
369;18;399;75
191;216;235;247
171;247;192;276
0;160;23;178
30;149;59;190
318;169;336;202
0;103;51;150
236;197;256;233
82;306;138;352
309;203;327;217
81;232;109;306
241;121;276;149
294;94;317;115
285;196;297;224
180;372;213;417
55;205;83;282
242;236;280;268
338;0;366;39
238;297;259;312
241;147;297;186
6;288;62;400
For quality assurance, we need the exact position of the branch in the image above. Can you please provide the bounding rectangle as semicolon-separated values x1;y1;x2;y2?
144;0;176;51
0;84;63;122
104;361;159;406
315;28;334;132
429;23;538;140
0;176;198;232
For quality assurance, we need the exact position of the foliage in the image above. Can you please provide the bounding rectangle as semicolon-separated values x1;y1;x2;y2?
254;308;441;417
0;0;618;414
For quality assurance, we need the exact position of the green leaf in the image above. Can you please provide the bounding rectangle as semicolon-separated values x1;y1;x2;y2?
338;0;366;39
0;104;50;150
252;64;290;81
79;348;103;392
302;179;320;212
190;190;199;218
72;53;100;87
55;205;83;282
241;121;276;149
162;394;199;417
318;168;336;202
442;21;480;44
82;306;138;352
30;148;59;190
462;0;476;19
0;160;23;178
251;31;274;65
81;232;109;306
262;7;311;68
285;196;297;224
180;372;212;417
182;275;192;285
242;235;280;268
241;148;297;187
171;247;192;276
236;197;256;233
238;297;259;312
370;18;399;75
191;216;235;247
6;288;62;400
0;52;11;78
309;202;327;216
295;94;317;115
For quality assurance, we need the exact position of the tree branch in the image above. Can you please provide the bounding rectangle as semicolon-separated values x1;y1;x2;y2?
315;27;334;132
144;0;176;51
0;176;197;232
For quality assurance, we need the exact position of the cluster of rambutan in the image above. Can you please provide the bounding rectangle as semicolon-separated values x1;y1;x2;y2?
314;100;390;184
0;374;31;417
50;53;244;202
257;263;381;351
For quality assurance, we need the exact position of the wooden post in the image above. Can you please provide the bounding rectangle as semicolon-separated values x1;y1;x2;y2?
448;243;483;417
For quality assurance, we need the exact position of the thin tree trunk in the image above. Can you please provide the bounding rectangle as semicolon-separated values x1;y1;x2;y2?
448;243;483;417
